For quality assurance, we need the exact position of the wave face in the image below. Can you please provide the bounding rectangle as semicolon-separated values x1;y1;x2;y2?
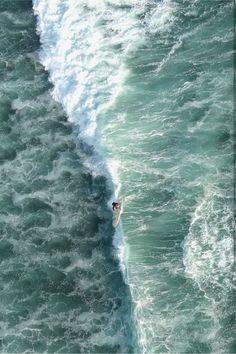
33;0;234;353
97;1;234;353
0;1;136;353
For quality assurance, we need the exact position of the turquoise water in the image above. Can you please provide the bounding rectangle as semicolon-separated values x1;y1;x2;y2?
0;1;135;352
0;0;234;353
100;1;235;352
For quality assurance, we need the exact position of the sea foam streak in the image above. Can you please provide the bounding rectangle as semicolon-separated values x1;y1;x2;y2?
33;0;175;272
183;187;234;295
33;2;177;352
33;0;137;272
33;0;175;151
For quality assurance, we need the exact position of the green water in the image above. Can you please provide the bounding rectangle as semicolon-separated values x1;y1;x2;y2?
0;0;234;353
100;0;235;352
0;1;135;352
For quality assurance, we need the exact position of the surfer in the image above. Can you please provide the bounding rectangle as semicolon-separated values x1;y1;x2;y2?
112;202;120;211
112;201;122;227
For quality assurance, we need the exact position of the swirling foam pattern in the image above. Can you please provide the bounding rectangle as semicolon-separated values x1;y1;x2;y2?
1;0;233;353
0;1;136;352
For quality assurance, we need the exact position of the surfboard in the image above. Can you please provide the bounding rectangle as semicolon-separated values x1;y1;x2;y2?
112;202;123;227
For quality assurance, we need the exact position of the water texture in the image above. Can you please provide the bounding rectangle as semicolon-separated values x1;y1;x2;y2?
0;0;234;353
99;1;235;352
0;1;135;352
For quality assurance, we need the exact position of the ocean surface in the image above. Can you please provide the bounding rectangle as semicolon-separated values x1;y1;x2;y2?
0;0;234;353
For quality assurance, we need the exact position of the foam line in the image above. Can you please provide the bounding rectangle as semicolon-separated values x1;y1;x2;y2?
33;0;175;271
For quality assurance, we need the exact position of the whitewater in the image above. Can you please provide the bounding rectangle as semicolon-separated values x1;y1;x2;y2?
1;0;235;352
0;1;135;352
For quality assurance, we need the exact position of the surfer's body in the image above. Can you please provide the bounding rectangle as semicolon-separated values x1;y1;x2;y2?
112;202;122;227
112;202;121;211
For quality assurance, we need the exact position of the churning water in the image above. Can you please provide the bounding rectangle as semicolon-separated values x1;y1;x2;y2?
0;0;234;353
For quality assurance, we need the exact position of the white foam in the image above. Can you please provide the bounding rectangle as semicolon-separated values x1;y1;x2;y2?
32;0;126;267
32;0;176;135
32;0;176;289
33;0;144;135
146;0;175;33
33;0;146;182
33;0;176;141
183;189;234;293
